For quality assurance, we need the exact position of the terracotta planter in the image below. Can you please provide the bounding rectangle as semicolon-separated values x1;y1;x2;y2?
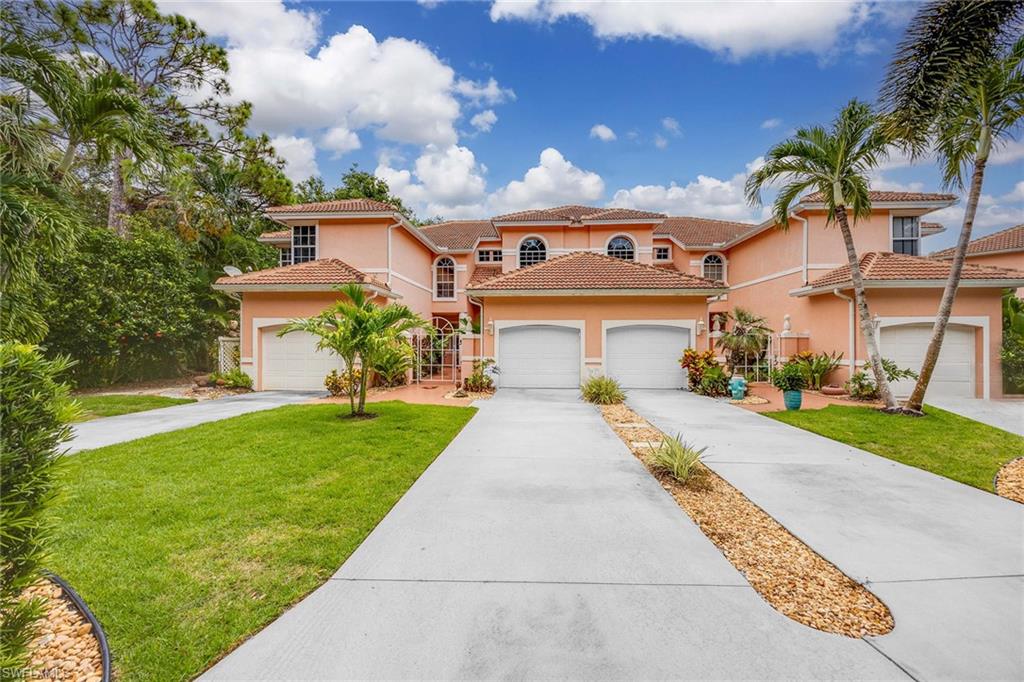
821;385;847;396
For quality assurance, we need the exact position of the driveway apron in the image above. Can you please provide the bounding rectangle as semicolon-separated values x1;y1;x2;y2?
204;389;905;680
627;389;1024;682
927;396;1024;436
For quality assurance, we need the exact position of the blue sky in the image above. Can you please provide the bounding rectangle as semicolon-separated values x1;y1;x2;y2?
162;1;1023;249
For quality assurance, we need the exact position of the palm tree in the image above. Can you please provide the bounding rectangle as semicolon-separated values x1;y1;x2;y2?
881;4;1023;411
745;100;899;410
716;308;772;373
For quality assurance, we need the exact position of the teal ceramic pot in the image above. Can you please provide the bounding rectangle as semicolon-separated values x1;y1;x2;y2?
783;390;802;410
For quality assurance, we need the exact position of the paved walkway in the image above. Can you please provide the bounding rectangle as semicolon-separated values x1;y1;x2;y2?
928;396;1024;435
204;390;904;680
67;391;322;453
628;390;1024;682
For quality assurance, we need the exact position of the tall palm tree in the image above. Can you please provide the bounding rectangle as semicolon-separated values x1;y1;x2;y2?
745;100;899;409
882;3;1023;411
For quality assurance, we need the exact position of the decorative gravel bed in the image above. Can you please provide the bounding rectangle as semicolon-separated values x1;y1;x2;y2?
24;580;104;681
995;457;1024;504
600;403;894;638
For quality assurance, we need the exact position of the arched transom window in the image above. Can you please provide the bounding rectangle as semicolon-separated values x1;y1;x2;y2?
607;235;635;261
702;254;725;282
519;238;547;268
434;257;456;299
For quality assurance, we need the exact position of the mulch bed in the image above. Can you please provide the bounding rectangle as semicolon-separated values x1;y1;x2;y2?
600;403;894;638
24;580;104;681
995;457;1024;504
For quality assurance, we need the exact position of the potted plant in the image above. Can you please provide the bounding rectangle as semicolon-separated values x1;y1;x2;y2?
770;363;807;410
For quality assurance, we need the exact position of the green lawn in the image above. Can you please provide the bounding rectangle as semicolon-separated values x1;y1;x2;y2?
51;401;475;680
72;394;196;421
768;404;1023;491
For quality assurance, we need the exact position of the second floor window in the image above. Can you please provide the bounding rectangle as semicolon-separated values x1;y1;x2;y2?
607;236;635;260
292;225;317;263
519;238;547;267
434;257;456;299
279;247;293;267
702;254;725;282
478;249;502;263
892;216;920;256
654;246;671;261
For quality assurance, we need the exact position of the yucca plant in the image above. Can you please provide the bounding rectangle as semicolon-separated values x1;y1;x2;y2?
581;375;625;404
649;434;706;484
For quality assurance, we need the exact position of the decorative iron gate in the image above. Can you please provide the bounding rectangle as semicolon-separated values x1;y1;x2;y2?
413;317;461;384
728;336;773;382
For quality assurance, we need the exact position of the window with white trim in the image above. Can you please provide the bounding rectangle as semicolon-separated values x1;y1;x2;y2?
291;225;317;264
607;235;635;260
702;254;725;282
654;245;671;261
434;257;456;299
891;216;920;256
477;249;502;263
519;238;546;267
279;247;292;267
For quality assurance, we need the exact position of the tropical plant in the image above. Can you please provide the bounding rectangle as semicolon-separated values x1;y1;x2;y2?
679;348;719;392
649;434;706;484
881;358;920;383
698;365;730;397
463;359;496;392
324;368;362;397
0;344;77;670
581;375;625;404
716;308;772;368
209;368;252;389
746;100;899;411
882;14;1024;412
770;363;807;392
845;371;878;401
1003;291;1024;393
372;341;413;388
794;351;844;390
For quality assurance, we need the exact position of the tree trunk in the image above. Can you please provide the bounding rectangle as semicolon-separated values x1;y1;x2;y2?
55;138;79;181
107;151;130;237
835;205;899;410
357;358;369;414
905;134;991;412
346;364;357;417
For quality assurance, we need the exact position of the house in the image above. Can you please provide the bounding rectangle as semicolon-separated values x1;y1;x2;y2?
931;223;1024;297
213;193;1024;398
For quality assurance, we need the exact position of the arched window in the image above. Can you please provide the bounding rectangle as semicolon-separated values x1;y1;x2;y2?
434;257;456;299
702;254;725;282
607;235;635;260
519;238;547;268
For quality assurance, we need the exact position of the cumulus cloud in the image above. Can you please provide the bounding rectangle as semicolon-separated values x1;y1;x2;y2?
653;134;669;150
992;139;1024;166
271;135;319;181
609;158;768;222
761;118;782;130
489;0;872;59
377;144;488;218
470;109;498;133
590;124;617;142
487;148;605;215
454;77;516;105
321;126;361;158
661;117;681;136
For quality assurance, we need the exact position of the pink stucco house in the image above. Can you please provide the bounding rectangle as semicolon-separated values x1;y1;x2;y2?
213;193;1024;398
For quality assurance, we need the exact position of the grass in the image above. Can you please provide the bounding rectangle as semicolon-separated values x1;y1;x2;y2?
768;404;1024;491
50;401;475;680
72;394;196;421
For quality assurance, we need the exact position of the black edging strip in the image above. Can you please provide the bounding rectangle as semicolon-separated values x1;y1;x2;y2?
44;571;111;682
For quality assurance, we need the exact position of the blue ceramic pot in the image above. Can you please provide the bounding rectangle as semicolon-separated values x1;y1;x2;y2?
783;390;802;410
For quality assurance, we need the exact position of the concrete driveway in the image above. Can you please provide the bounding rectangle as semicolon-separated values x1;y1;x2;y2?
628;390;1024;682
928;396;1023;435
204;389;906;680
67;390;322;453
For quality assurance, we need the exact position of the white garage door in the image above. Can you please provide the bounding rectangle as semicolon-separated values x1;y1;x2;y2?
606;324;691;389
261;328;344;390
498;325;580;388
881;323;975;398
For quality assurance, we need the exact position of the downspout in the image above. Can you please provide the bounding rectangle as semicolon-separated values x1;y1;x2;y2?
792;213;810;285
832;289;856;377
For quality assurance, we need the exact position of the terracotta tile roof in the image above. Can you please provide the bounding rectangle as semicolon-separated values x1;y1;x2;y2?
266;198;399;214
214;258;389;289
467;251;725;292
257;229;290;242
467;265;502;287
931;224;1024;259
800;190;957;204
492;205;665;223
807;252;1024;289
419;220;498;250
654;216;757;246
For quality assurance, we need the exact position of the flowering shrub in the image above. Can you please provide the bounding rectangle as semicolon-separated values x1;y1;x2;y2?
679;348;720;393
325;368;362;396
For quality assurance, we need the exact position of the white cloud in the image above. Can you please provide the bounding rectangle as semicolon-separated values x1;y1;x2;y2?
490;0;871;59
992;139;1024;166
271;135;319;181
609;157;768;222
590;123;617;142
320;126;361;158
470;109;498;133
454;77;516;105
868;171;925;194
487;148;605;215
653;134;669;150
161;0;320;50
1002;181;1024;203
661;117;681;136
760;118;782;130
377;144;488;218
926;196;1024;248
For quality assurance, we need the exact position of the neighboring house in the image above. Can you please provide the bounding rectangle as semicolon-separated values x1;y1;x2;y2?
214;193;1024;398
931;224;1024;297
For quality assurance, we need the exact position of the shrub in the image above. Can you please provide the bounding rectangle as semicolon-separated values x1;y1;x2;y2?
794;351;843;390
649;434;706;484
372;342;412;388
881;358;919;383
679;348;719;392
698;365;729;397
845;371;878;400
325;368;361;397
770;362;807;392
1003;329;1024;394
581;375;625;404
210;368;252;389
0;344;77;670
463;359;496;393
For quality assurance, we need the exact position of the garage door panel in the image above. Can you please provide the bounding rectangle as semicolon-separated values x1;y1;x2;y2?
881;324;974;398
262;328;344;390
498;325;580;389
607;325;690;389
